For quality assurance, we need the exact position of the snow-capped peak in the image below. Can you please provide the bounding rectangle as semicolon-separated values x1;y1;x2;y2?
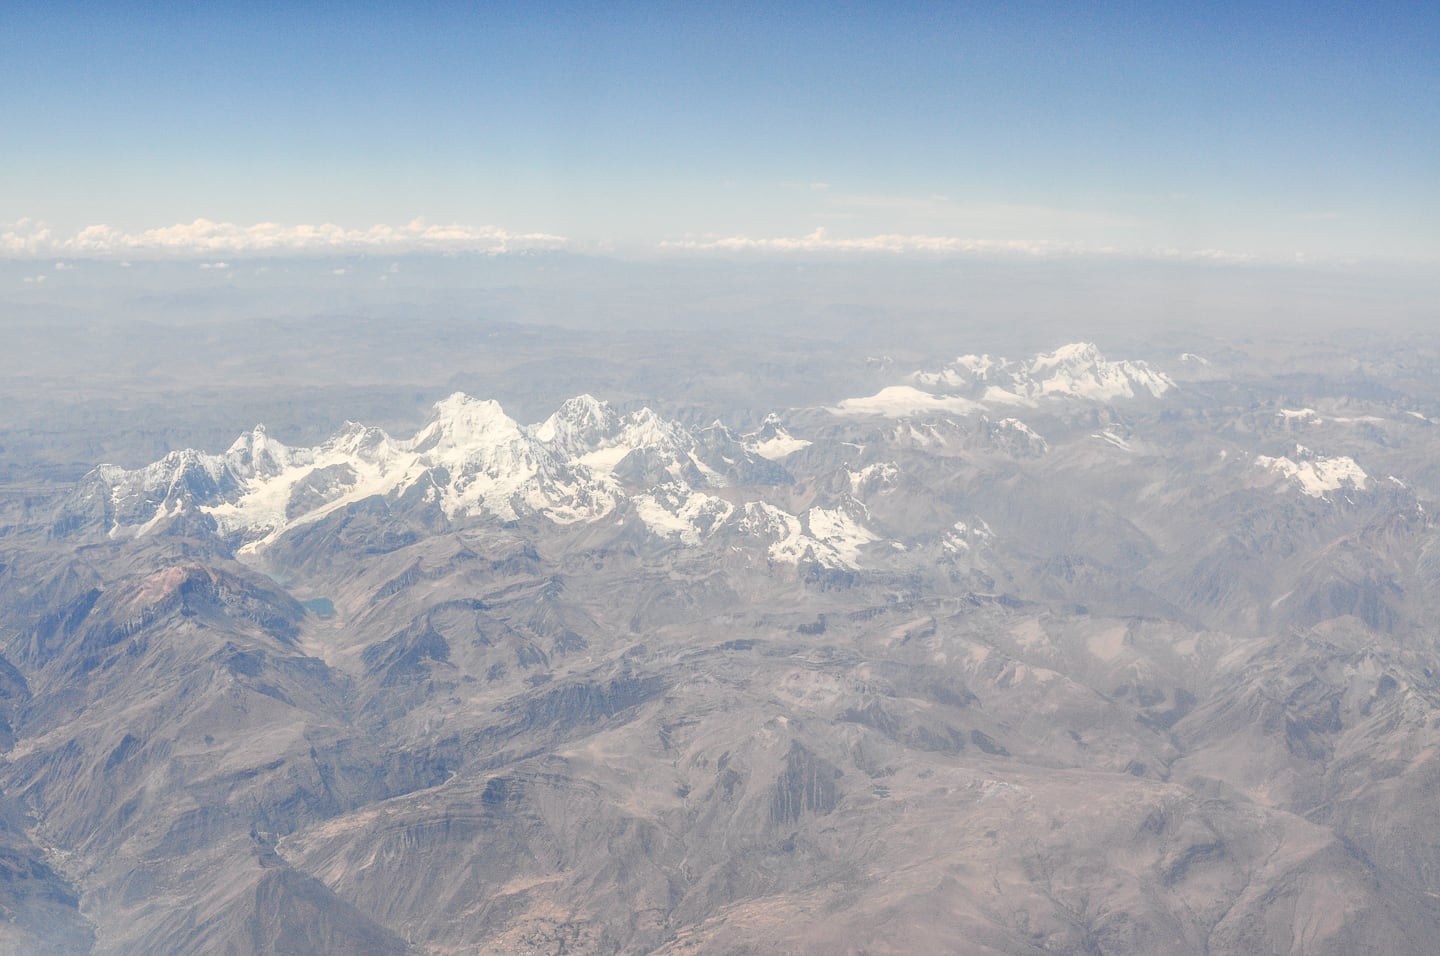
842;343;1174;418
532;401;698;478
224;424;308;481
1255;446;1369;498
412;393;522;453
624;407;687;448
732;500;876;570
1030;341;1103;369
530;394;619;449
744;413;811;461
950;353;1004;379
932;341;1174;401
1024;342;1173;401
62;393;897;574
327;422;397;462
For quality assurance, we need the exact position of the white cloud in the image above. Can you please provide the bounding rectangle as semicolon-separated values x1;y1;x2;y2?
661;226;1070;256
0;218;569;259
1148;247;1260;264
0;217;1295;265
661;227;1266;263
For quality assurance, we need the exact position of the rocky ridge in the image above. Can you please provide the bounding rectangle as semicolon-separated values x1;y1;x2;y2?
7;340;1440;953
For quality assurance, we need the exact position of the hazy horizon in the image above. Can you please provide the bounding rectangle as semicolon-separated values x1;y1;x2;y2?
5;3;1437;266
5;6;1440;954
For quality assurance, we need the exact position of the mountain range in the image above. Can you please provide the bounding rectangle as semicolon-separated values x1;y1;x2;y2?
4;341;1440;953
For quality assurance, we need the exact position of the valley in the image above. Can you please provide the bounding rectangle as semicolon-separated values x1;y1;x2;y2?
4;337;1440;952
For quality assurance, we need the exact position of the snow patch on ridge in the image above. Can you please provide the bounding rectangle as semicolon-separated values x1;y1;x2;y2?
848;462;900;497
1256;446;1369;498
633;481;734;545
1278;408;1319;423
744;413;811;460
832;386;981;418
805;504;879;567
836;343;1172;419
913;342;1174;403
1092;428;1134;451
944;518;995;556
736;500;877;570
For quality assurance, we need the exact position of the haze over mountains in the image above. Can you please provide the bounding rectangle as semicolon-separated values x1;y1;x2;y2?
7;0;1438;949
71;344;1169;565
4;325;1440;953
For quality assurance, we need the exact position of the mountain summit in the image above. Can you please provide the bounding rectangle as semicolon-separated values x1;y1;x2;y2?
913;341;1176;403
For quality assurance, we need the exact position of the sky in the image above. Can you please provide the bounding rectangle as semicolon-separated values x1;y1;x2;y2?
2;1;1437;264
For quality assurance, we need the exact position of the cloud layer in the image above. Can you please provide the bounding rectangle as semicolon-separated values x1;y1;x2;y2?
661;227;1262;263
1;218;569;259
2;219;1282;265
661;227;1066;255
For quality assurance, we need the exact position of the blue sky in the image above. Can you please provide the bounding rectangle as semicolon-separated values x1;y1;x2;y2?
3;2;1437;262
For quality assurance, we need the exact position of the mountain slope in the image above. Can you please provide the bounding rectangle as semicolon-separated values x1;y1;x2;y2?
11;340;1440;952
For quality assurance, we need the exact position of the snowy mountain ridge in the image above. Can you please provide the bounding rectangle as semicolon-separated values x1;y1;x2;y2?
913;341;1176;403
60;344;1195;569
1256;444;1370;498
69;393;902;569
831;342;1173;418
